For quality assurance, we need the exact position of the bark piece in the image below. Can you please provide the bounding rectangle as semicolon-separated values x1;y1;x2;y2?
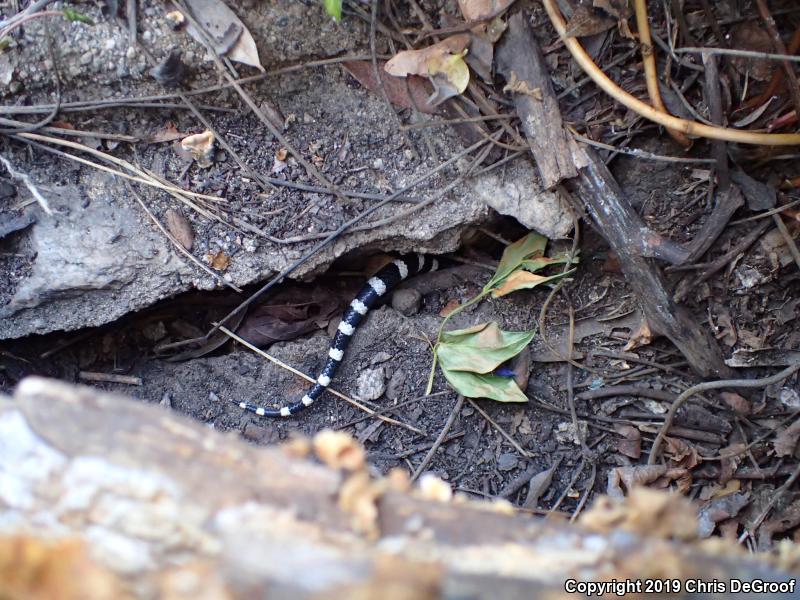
496;13;577;188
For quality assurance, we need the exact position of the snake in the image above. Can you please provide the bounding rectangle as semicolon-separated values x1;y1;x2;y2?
237;253;439;417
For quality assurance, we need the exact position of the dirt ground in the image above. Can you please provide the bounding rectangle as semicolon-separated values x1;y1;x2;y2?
2;0;800;546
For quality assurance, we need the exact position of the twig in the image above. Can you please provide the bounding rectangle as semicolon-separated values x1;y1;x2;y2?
675;46;800;64
648;364;800;465
633;0;691;147
79;372;142;385
772;213;800;272
542;0;800;145
217;325;425;435
0;152;52;215
410;395;464;482
755;0;800;119
467;398;533;459
571;133;715;164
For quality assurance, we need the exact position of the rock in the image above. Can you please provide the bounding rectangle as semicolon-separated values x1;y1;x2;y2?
385;368;407;400
353;366;386;402
391;288;422;316
0;181;192;339
497;453;519;472
472;160;573;239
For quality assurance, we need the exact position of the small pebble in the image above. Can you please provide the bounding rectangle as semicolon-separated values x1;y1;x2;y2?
391;288;422;316
497;453;519;472
385;368;406;400
354;366;386;401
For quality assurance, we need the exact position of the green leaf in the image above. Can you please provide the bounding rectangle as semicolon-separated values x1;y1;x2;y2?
439;322;534;374
485;232;548;291
322;0;342;21
441;369;528;403
62;7;95;25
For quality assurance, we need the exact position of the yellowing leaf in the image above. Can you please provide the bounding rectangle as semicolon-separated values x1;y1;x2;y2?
427;50;470;94
486;232;548;290
491;269;576;298
385;35;470;77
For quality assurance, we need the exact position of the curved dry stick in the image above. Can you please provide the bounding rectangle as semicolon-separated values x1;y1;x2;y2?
542;0;800;146
648;363;800;465
634;0;691;148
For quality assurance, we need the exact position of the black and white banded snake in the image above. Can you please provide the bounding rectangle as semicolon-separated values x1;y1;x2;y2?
237;253;440;417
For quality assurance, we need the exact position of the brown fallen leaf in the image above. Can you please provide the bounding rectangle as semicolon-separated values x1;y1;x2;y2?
624;318;653;351
439;298;462;318
164;208;194;250
614;423;641;459
502;72;542;98
696;492;750;538
343;61;438;114
491;270;548;297
148;121;184;144
663;436;701;470
182;0;263;70
385;35;470;105
729;22;775;81
720;391;751;415
181;130;216;167
238;285;345;347
386;35;470;77
607;464;688;497
522;457;562;509
774;418;800;457
564;4;616;37
206;250;230;271
457;0;516;21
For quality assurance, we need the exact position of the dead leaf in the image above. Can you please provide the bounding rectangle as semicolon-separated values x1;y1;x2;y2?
663;436;701;469
238;285;345;347
181;130;216;167
385;35;470;105
386;35;470;77
624;318;653;351
164;208;194;250
491;270;548;297
502;72;542;98
607;464;688;497
697;492;750;538
729;23;775;81
720;391;751;415
343;61;438;114
182;0;263;70
147;121;184;144
774;419;800;457
564;4;616;37
522;457;561;509
580;487;698;541
206;250;230;271
457;0;515;21
440;298;461;317
614;424;641;459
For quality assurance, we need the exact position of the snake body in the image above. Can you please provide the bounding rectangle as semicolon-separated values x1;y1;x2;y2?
238;253;439;417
